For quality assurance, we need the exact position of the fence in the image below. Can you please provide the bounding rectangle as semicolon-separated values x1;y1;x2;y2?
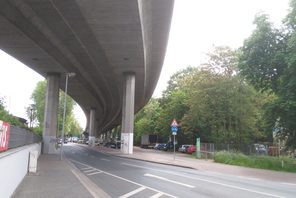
200;143;215;159
198;143;284;159
8;126;41;149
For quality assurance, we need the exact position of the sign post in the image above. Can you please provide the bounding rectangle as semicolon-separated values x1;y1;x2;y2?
196;138;201;159
0;120;10;152
171;119;178;160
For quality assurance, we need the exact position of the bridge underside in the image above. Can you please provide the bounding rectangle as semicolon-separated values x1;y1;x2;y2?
0;0;174;154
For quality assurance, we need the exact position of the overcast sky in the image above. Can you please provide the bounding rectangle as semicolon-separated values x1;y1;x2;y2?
0;0;290;128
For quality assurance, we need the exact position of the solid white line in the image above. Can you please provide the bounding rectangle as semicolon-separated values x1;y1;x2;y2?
119;186;146;198
70;159;177;198
237;176;261;181
281;182;296;186
144;173;195;188
150;192;164;198
87;171;102;176
122;162;284;198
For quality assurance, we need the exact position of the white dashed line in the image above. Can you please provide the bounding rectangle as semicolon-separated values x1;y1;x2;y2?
150;192;164;198
119;186;146;198
144;173;195;188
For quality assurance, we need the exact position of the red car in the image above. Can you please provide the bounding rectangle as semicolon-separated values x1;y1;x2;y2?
186;145;196;154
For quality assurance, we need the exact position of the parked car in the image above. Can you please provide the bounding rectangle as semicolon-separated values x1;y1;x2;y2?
164;142;174;151
178;145;190;153
187;145;196;154
154;143;166;150
254;144;267;155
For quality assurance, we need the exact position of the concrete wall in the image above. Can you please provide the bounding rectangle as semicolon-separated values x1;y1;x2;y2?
0;143;41;198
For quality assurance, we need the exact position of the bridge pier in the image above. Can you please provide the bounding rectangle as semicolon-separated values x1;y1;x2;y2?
43;73;60;154
88;108;96;147
121;73;135;154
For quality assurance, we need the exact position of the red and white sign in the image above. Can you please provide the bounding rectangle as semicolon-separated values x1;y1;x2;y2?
0;120;10;152
171;119;178;127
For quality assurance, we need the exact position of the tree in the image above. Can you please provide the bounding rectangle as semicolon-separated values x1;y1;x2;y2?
28;80;82;136
238;7;296;149
134;99;161;144
238;14;286;93
0;97;22;126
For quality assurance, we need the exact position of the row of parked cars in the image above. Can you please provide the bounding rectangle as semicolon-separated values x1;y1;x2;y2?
178;144;196;154
154;143;196;154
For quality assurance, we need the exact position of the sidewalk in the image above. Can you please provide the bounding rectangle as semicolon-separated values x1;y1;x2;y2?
12;154;94;198
93;145;296;183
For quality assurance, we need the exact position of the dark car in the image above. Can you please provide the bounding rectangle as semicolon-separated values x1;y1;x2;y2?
154;143;166;150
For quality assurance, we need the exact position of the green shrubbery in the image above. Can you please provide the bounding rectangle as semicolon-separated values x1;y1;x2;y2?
214;151;296;173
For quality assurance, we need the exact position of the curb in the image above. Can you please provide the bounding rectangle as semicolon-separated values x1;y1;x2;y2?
83;145;197;170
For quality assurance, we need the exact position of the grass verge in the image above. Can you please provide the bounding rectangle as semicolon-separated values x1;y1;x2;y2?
214;151;296;173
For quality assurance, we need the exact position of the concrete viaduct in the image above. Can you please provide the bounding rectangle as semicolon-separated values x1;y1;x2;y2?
0;0;174;154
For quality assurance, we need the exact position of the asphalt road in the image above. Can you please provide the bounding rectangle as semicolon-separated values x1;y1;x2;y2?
64;144;296;198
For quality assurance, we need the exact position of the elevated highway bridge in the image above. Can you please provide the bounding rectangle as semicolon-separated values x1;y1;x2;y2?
0;0;174;154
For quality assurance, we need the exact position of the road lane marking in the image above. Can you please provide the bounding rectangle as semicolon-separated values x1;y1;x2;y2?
150;192;164;198
70;159;177;198
101;158;111;162
81;167;92;170
122;162;284;198
84;169;96;173
281;182;296;186
119;186;146;198
144;173;195;188
66;159;111;198
237;176;261;181
87;171;102;176
177;175;285;198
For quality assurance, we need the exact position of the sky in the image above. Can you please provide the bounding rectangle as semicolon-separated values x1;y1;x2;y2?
0;0;290;128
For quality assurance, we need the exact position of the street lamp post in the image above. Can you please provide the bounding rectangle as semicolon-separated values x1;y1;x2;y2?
29;107;33;128
60;72;75;160
29;104;36;128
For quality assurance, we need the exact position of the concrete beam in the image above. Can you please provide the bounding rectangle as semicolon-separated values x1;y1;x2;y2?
121;73;135;154
43;73;60;154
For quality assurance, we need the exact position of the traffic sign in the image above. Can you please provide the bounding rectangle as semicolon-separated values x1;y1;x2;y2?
171;126;178;132
171;119;178;127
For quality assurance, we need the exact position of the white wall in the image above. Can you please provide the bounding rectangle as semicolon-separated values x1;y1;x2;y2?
0;143;41;198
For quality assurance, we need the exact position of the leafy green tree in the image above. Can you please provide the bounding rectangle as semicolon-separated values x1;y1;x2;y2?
134;99;161;144
28;80;82;136
0;97;22;126
238;6;296;149
238;14;286;92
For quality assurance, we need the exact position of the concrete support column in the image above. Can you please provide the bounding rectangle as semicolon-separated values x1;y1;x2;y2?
43;73;60;154
88;108;96;147
121;73;135;154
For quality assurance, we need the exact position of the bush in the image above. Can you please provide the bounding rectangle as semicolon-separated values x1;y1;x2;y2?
214;151;296;173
